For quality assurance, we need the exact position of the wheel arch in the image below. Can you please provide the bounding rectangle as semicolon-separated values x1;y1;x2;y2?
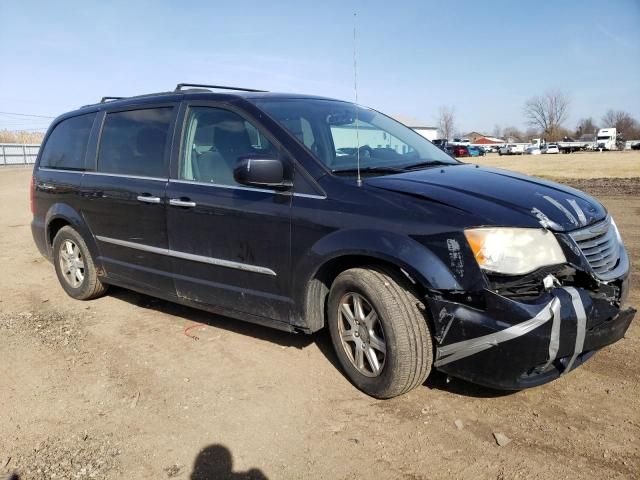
45;203;101;270
292;229;462;332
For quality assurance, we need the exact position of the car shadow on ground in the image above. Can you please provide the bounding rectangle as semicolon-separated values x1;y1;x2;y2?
424;371;516;399
107;287;513;399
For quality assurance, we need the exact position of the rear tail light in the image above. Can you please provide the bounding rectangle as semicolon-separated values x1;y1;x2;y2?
29;174;35;215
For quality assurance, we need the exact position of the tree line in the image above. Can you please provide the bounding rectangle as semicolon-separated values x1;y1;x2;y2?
437;89;640;142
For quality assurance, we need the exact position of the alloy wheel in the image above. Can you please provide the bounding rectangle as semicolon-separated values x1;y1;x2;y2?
337;292;387;377
58;239;85;288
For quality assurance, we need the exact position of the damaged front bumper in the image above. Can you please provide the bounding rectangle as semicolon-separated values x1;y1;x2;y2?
428;279;635;390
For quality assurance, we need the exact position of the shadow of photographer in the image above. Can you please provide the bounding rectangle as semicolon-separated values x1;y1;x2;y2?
190;444;268;480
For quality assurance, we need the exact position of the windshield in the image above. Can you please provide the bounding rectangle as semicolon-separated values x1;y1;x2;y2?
597;135;610;140
252;98;457;173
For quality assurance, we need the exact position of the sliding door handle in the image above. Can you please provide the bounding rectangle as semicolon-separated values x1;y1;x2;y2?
137;195;161;204
169;198;197;208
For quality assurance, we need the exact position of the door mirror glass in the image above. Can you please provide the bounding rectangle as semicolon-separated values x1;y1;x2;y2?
233;157;290;188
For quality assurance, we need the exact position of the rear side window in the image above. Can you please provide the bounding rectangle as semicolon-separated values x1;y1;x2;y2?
40;113;96;170
98;107;173;177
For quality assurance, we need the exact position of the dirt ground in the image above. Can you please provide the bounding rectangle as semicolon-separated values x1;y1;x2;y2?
473;150;640;179
0;164;638;480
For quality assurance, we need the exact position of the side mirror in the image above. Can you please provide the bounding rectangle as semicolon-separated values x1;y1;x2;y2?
233;157;291;189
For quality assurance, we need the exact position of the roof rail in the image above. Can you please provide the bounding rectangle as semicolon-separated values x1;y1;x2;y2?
175;83;267;93
100;96;126;103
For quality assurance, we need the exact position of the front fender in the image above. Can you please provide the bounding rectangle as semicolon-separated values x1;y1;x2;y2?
291;228;468;330
313;229;463;289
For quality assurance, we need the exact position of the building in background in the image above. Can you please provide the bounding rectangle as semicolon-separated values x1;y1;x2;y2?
472;135;505;145
409;126;438;141
463;131;486;143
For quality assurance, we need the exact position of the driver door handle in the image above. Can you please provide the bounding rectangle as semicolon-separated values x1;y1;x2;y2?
137;195;161;204
169;198;197;208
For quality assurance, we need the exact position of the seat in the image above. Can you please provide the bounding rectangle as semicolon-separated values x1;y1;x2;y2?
193;150;229;184
195;120;253;185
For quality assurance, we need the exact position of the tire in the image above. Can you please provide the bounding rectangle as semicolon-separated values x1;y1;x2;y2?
52;226;108;300
327;267;433;399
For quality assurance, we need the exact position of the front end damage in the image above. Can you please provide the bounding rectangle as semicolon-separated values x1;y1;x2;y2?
423;219;636;390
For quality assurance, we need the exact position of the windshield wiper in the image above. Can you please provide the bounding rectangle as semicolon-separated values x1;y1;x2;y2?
399;160;455;170
332;166;405;175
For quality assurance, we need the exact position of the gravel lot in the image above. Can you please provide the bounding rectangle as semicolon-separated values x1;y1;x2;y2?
1;163;638;479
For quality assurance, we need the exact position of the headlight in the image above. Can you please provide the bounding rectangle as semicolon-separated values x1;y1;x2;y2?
464;228;566;275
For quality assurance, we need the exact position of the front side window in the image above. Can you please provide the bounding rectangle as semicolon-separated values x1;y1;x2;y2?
98;107;173;177
40;113;96;170
254;98;457;174
180;106;277;185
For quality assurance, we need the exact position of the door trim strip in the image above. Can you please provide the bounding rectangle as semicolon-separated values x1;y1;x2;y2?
95;235;277;276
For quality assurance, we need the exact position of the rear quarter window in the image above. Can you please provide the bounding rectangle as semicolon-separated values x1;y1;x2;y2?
39;113;96;170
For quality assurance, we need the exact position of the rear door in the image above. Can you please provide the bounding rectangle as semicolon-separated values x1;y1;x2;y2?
165;102;292;323
81;104;178;295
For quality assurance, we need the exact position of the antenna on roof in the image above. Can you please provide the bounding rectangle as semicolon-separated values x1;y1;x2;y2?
353;12;362;187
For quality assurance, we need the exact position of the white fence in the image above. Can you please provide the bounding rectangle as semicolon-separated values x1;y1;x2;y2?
0;143;40;165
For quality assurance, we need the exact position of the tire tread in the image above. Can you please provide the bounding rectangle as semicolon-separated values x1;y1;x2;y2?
328;266;433;398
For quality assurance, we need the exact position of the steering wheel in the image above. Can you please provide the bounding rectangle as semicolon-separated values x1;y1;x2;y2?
358;145;373;158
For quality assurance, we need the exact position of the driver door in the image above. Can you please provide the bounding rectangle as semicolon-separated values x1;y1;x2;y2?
166;103;293;323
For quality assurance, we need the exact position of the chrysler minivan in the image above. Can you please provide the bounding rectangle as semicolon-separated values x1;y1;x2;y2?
31;84;635;398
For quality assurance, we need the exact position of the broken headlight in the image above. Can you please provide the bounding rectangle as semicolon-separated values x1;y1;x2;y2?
464;228;566;275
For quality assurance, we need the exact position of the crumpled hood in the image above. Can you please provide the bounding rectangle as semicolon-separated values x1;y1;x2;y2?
366;164;607;231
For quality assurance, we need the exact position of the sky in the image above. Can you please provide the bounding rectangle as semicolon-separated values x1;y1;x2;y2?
0;0;639;135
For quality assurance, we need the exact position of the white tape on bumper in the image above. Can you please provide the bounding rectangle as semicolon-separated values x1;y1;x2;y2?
562;286;587;374
541;297;563;370
434;298;558;367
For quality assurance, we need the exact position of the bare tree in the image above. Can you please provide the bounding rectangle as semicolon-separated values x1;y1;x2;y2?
524;127;540;141
601;110;639;139
502;126;525;142
491;124;502;139
575;118;598;138
437;106;456;140
523;89;570;140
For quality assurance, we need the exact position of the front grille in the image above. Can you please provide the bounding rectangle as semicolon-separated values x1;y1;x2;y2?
569;217;620;279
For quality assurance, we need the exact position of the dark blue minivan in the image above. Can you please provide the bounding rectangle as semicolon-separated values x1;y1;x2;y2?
31;84;635;398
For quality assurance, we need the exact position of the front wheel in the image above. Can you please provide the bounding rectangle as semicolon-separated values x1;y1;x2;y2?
328;267;433;398
53;226;108;300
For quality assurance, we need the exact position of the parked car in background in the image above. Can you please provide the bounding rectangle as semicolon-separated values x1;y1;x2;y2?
525;146;541;155
542;144;560;154
632;142;640;150
432;139;448;151
499;144;525;155
447;144;471;158
30;83;635;399
467;146;486;157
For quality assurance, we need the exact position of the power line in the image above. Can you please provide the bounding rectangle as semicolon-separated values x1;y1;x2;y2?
0;120;52;126
0;111;56;119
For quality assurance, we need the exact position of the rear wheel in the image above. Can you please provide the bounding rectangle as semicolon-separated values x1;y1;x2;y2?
328;267;433;399
53;226;108;300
